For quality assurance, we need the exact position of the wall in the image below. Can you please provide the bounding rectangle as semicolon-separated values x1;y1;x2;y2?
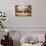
0;0;46;27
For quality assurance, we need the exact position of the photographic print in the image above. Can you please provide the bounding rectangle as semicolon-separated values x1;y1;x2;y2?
15;5;32;16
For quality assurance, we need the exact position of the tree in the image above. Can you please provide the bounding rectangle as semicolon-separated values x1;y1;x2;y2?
0;10;6;28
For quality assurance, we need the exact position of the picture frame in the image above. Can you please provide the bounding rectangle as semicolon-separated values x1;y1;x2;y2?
15;5;32;16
